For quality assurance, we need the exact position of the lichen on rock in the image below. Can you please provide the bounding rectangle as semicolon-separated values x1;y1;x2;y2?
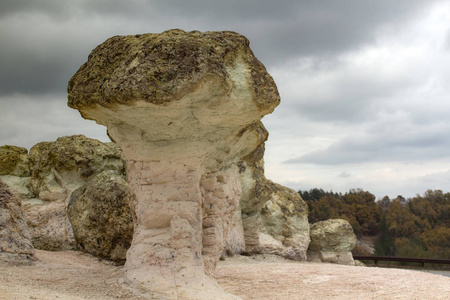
0;145;30;177
68;170;134;264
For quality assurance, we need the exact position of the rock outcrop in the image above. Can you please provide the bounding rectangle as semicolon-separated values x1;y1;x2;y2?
0;179;35;265
26;135;125;250
0;135;126;251
68;170;134;263
68;29;279;299
226;143;310;260
307;219;357;265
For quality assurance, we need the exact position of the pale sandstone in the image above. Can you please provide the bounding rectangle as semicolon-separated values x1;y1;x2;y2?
68;29;279;299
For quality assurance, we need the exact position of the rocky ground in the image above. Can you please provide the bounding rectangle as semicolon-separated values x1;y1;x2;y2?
0;250;448;300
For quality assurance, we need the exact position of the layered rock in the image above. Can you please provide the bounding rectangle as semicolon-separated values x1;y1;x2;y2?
26;135;125;250
68;29;279;299
68;170;134;263
0;179;35;265
307;219;357;265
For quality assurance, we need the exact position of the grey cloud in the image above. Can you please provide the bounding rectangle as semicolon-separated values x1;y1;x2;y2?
0;0;436;97
0;94;109;148
152;0;431;60
0;0;69;18
286;122;450;165
337;171;351;178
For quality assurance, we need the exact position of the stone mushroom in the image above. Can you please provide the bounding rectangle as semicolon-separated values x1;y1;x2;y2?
68;29;279;299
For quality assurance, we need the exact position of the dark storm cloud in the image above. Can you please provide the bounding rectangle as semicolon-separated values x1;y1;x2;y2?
151;0;431;62
0;0;69;18
0;0;432;97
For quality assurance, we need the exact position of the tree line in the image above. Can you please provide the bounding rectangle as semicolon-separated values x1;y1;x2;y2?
298;188;449;259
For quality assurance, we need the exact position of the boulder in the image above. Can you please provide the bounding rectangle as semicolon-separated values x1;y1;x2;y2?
307;219;357;265
68;170;134;264
68;29;279;299
0;179;35;265
25;135;125;250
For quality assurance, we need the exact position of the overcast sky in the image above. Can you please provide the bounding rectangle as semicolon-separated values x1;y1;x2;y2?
1;0;450;199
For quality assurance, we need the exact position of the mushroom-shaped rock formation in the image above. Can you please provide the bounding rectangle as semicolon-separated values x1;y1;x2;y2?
68;30;279;299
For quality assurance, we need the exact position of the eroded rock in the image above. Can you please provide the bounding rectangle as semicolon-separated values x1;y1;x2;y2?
0;179;35;265
26;135;125;250
68;170;134;264
259;181;310;260
68;29;279;299
307;219;357;265
229;141;310;260
0;146;33;199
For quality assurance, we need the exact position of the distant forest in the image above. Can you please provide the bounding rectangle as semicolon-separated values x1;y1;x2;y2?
298;188;449;259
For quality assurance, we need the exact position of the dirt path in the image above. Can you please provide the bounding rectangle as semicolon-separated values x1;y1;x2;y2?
0;250;448;299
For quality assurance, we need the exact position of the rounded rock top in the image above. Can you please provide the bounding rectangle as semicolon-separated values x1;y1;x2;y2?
68;29;279;111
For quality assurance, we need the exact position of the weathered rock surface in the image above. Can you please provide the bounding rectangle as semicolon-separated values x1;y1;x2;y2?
307;219;357;265
0;145;30;177
25;135;125;250
259;181;310;260
226;142;310;261
0;145;33;199
0;179;35;265
68;29;279;299
68;170;134;263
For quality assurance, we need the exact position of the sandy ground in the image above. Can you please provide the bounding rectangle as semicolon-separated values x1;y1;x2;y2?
0;250;449;300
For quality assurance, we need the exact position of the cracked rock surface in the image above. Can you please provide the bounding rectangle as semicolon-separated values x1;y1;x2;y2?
68;29;279;299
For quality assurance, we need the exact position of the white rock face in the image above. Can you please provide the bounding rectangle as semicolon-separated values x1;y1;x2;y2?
68;30;279;299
